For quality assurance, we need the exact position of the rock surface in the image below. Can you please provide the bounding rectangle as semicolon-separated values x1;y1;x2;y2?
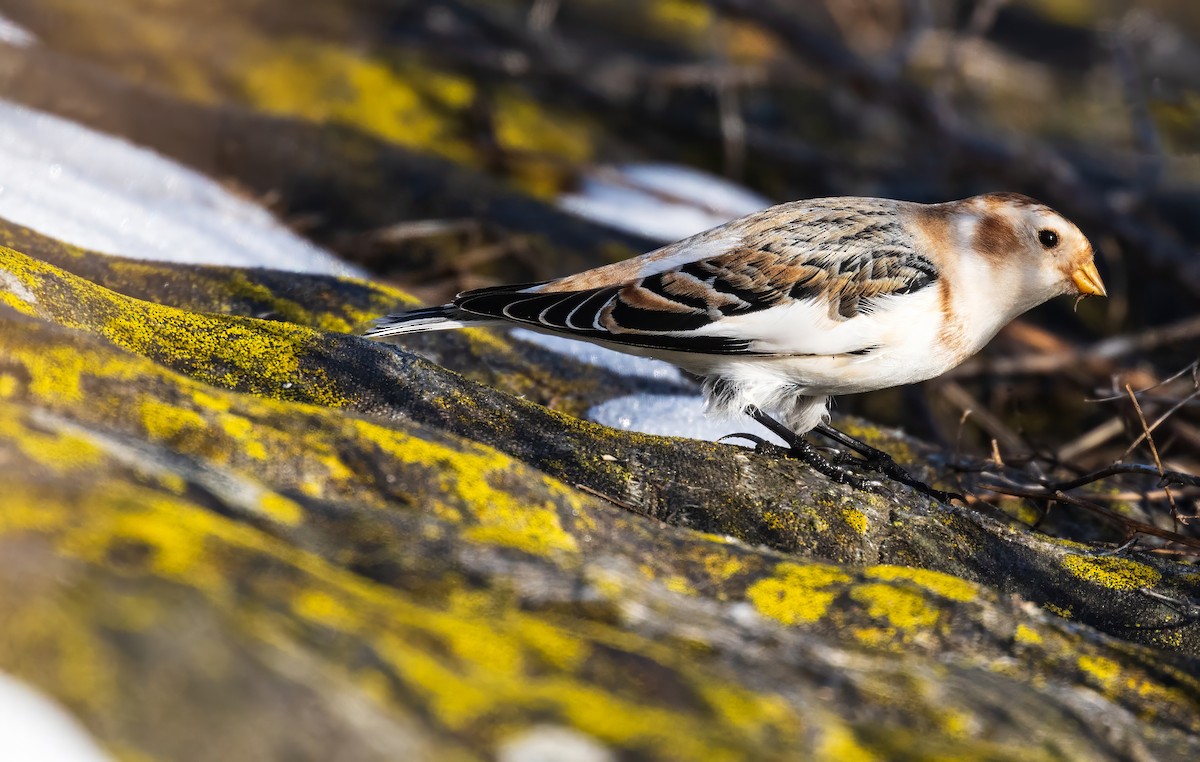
2;223;1199;760
2;0;1200;759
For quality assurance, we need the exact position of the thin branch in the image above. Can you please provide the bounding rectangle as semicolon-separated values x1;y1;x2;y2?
1118;387;1200;460
978;482;1200;552
1123;384;1180;520
1044;464;1200;491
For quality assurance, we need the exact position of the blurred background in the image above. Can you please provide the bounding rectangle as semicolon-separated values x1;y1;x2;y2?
1;0;1198;536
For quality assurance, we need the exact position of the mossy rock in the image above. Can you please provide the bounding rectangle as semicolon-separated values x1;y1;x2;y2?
2;225;1200;759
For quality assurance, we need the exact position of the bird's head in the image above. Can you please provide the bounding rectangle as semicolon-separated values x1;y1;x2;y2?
962;192;1105;307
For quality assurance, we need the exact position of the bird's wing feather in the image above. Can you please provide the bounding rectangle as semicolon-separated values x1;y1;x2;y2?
453;199;939;356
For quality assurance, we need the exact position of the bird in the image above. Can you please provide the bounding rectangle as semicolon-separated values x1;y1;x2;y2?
365;192;1106;501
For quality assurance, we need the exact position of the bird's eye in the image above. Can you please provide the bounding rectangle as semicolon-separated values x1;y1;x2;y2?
1037;229;1059;249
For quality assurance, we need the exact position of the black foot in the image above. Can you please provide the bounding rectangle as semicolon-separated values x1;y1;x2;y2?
736;408;961;503
813;423;964;504
743;408;881;491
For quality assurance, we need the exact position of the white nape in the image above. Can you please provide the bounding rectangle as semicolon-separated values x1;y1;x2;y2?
558;163;770;243
0;13;35;47
0;673;113;762
588;393;786;446
0;100;360;277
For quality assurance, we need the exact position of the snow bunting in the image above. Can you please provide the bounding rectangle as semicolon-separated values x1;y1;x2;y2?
366;193;1105;500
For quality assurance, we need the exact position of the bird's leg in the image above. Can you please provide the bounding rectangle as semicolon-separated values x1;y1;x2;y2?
812;423;963;503
743;407;879;491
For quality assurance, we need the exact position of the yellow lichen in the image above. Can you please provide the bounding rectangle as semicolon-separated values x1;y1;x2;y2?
1078;655;1120;691
256;492;304;526
864;566;977;602
816;721;881;762
22;347;88;402
0;410;105;474
1061;554;1161;591
936;707;973;739
746;562;850;625
664;575;696;595
492;90;594;197
0;246;348;407
351;420;580;558
218;414;269;460
850;583;940;631
649;0;714;38
702;552;746;583
293;589;360;631
841;508;869;534
698;683;795;736
1014;624;1043;645
1044;602;1073;619
56;494;232;597
0;373;16;399
139;397;208;442
238;42;477;164
851;627;897;649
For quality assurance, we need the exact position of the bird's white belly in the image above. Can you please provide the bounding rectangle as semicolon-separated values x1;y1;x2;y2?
697;287;961;395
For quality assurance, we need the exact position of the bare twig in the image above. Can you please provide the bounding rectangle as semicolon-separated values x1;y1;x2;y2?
1126;384;1189;525
1089;361;1199;402
937;381;1027;455
1044;464;1200;491
1057;417;1125;462
978;482;1200;552
1118;387;1200;461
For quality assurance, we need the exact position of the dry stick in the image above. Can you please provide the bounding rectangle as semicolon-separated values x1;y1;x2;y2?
1057;417;1125;462
978;482;1200;553
1089;488;1200;502
1126;384;1188;525
1047;463;1200;491
1089;359;1198;403
1119;386;1200;460
938;381;1027;455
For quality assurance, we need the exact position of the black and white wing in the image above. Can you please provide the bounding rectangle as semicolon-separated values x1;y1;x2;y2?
368;198;940;354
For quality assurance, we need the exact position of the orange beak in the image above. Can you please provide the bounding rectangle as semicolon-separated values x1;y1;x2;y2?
1072;260;1106;297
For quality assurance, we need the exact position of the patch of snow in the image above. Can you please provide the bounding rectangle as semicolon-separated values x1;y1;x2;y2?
0;269;36;307
510;328;685;383
0;14;36;47
587;393;785;446
511;328;785;444
0;100;360;276
558;163;771;242
497;725;614;762
0;673;113;762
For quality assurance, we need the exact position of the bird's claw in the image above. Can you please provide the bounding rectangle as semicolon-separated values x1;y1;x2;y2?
718;432;786;455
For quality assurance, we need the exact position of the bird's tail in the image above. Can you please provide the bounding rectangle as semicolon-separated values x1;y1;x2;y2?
363;305;485;339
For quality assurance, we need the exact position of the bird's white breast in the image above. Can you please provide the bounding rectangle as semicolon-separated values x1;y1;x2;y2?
681;287;959;396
